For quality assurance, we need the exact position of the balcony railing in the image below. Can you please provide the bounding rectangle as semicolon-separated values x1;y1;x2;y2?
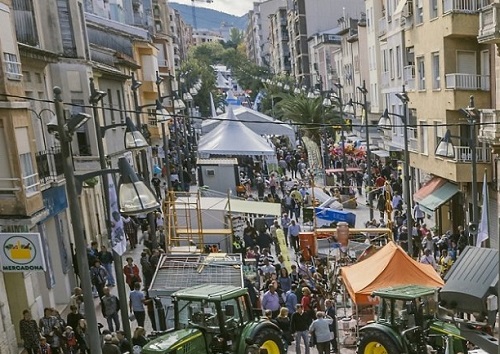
453;146;490;162
478;3;500;43
35;148;64;184
403;65;415;90
378;17;387;37
478;109;500;141
443;0;491;13
445;73;490;90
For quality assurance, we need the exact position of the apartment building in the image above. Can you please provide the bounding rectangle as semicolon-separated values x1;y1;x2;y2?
477;2;500;249
286;0;364;87
393;0;494;238
192;28;224;46
269;6;291;75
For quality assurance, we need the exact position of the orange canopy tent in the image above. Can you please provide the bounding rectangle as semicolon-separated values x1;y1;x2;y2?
340;242;444;304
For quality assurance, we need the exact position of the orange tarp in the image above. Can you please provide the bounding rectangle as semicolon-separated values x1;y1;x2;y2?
340;242;444;304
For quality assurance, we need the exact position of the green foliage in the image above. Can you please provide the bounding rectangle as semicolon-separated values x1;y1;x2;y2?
275;93;344;143
225;28;244;48
181;43;269;114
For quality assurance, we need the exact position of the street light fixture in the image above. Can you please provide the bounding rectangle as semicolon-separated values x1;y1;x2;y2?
435;95;478;244
434;129;455;158
377;86;413;256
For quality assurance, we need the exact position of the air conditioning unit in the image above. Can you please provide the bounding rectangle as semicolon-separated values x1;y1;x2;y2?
206;169;215;176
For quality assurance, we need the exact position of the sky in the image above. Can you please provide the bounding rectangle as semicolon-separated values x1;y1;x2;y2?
170;0;254;16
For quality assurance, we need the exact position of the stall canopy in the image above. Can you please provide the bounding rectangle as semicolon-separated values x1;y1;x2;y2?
413;177;459;214
340;242;444;304
202;105;296;147
198;106;276;157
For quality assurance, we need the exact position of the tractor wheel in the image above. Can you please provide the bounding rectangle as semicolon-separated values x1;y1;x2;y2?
357;330;400;354
251;328;284;354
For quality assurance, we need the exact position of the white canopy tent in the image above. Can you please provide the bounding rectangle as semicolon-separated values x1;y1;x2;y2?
198;106;276;157
201;105;297;148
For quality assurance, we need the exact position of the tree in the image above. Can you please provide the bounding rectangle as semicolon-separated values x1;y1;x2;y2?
275;93;344;143
226;28;244;48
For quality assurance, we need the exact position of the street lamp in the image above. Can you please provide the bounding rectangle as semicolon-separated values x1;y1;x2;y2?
333;82;349;190
378;86;413;256
27;108;56;150
348;80;374;220
89;78;154;340
435;95;478;244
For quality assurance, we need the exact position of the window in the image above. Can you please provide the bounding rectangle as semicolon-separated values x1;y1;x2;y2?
417;56;425;90
20;152;37;195
434;121;444;148
432;52;440;89
396;46;401;79
389;48;394;79
4;52;22;80
416;0;423;24
430;0;438;18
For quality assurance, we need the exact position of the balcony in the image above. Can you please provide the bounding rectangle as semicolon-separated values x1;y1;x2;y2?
403;65;415;91
445;73;490;90
378;17;387;37
13;0;39;47
35;148;64;186
478;3;500;43
478;109;500;143
443;0;490;13
452;146;490;162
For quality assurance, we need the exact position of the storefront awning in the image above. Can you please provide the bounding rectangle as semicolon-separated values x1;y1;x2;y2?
413;177;459;213
373;150;390;158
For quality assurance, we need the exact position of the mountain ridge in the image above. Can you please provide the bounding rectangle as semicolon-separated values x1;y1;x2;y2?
169;2;247;31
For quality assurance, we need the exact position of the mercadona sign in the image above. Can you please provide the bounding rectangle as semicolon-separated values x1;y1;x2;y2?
0;233;46;272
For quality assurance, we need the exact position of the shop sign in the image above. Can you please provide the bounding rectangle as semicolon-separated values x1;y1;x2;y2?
0;233;46;272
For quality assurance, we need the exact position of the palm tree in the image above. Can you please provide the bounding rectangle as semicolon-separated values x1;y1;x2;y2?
274;93;343;143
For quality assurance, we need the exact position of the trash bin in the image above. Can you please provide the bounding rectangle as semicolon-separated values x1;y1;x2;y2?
299;232;317;261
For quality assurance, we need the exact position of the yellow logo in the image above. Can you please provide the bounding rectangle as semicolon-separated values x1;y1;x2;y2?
3;236;36;264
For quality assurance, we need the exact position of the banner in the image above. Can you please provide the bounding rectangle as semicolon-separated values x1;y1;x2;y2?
108;174;127;255
0;233;46;272
476;171;489;247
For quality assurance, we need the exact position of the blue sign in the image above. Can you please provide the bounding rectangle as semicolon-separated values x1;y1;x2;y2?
41;186;68;221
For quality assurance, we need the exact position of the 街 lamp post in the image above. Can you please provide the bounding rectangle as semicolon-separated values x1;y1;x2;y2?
333;82;349;189
348;80;374;220
378;86;413;256
52;86;102;354
89;77;153;339
130;73;159;250
435;95;478;244
27;108;56;151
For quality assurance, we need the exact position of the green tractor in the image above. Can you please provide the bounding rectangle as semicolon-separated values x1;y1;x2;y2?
141;284;286;354
357;285;467;354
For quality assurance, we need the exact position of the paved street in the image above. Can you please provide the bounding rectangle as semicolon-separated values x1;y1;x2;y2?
81;185;427;354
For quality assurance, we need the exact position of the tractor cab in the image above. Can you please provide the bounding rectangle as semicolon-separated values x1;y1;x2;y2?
175;287;252;352
142;284;285;354
358;285;465;354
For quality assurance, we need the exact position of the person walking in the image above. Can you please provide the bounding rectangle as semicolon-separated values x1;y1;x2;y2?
101;287;120;332
129;283;147;327
281;214;291;247
132;327;149;348
285;284;298;315
39;308;61;353
75;319;89;354
288;220;301;252
123;217;139;250
309;311;334;354
413;202;425;224
116;330;132;354
290;304;311;354
123;257;141;291
98;245;115;287
140;251;154;289
324;299;338;353
261;284;281;318
65;306;83;335
90;259;108;299
274;307;293;345
19;309;40;354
